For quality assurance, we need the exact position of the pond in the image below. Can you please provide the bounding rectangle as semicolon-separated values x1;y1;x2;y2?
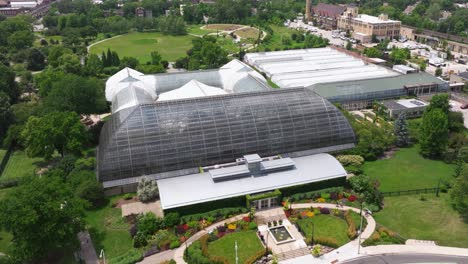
268;226;295;244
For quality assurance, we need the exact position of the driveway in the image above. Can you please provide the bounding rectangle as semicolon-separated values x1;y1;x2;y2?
450;100;468;128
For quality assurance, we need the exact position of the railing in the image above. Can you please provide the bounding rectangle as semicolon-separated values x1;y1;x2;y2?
382;187;439;197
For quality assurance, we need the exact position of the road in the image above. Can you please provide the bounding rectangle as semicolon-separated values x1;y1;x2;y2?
342;254;468;264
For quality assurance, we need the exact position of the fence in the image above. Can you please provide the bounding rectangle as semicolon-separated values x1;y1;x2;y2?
382;187;439;197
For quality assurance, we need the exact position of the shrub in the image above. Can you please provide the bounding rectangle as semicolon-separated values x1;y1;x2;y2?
344;211;357;239
163;212;180;227
227;223;237;230
129;224;137;237
314;236;339;248
138;212;162;236
311;244;321;257
0;178;19;189
169;240;181;249
137;177;159;202
321;193;331;199
336;155;365;166
347;195;357;202
319;208;330;214
217;225;226;232
315;198;326;203
248;222;258;230
133;231;148;248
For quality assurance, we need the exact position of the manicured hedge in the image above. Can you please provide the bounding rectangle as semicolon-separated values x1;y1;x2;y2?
165;195;246;216
286;187;344;202
180;207;248;223
246;189;281;207
281;177;347;197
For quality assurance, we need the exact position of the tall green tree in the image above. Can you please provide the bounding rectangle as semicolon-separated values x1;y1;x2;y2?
44;74;107;114
394;114;409;147
21;111;87;159
0;176;84;262
0;64;19;103
26;48;46;71
450;164;468;222
419;108;449;157
85;53;103;76
0;91;12;140
427;93;450;114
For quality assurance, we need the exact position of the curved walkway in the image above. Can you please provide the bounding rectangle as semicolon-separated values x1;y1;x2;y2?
140;203;376;264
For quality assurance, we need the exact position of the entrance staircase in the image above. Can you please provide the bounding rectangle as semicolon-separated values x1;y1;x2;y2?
276;247;310;261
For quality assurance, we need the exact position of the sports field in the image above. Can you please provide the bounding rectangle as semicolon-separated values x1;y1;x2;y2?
89;32;195;63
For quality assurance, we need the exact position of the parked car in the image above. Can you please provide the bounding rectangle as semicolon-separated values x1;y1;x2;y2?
461;103;468;109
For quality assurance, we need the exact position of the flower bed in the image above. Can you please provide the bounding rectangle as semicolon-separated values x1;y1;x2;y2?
282;187;360;207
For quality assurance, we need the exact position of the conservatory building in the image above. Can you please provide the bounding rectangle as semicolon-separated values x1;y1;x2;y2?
97;61;356;210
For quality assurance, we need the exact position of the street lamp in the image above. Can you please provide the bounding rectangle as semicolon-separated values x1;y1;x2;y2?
99;249;106;264
357;202;364;255
235;240;238;264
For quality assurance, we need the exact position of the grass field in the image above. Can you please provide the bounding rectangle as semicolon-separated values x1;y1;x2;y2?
85;195;134;260
187;25;215;36
259;25;304;51
0;149;6;163
362;147;455;192
297;215;350;246
208;230;264;264
235;27;260;40
0;150;44;179
374;194;468;247
89;32;195;63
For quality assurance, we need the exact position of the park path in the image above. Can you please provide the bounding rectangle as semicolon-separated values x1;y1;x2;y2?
87;34;124;52
78;231;99;264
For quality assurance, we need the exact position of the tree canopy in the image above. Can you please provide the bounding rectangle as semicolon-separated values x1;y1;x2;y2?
0;176;85;262
419;108;449;157
21;111;87;159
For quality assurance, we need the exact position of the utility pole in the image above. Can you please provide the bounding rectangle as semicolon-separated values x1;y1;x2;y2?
235;240;239;264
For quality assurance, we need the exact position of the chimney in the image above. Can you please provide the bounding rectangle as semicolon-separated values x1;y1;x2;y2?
305;0;311;22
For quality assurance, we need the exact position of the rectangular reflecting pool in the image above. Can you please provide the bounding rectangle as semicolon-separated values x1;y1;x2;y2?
268;225;295;244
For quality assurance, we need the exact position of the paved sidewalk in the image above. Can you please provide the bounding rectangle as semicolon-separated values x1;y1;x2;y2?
363;245;468;257
138;249;174;264
78;231;99;264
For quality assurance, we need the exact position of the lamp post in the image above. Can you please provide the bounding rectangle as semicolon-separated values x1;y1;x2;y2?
99;249;106;264
235;240;239;264
357;202;364;255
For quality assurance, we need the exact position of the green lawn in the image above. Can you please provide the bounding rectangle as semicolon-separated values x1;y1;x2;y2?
374;194;468;248
362;146;455;192
297;215;350;246
258;25;304;51
187;25;215;36
0;150;44;179
0;149;6;162
85;195;134;260
89;32;195;63
208;230;264;264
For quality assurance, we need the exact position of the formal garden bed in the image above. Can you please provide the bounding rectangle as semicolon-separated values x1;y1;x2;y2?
362;225;405;246
185;218;265;264
286;206;367;248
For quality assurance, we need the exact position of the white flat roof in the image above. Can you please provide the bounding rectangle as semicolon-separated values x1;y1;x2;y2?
157;153;347;209
353;14;400;24
244;48;399;88
396;99;428;108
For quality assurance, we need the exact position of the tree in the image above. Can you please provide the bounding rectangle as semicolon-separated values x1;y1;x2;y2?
21;111;87;159
363;47;383;58
435;67;442;76
450;164;468;222
425;3;441;21
120;56;139;69
0;91;12;140
419;108;448;157
57;53;82;75
427;93;449;114
7;30;34;50
26;48;46;71
0;64;19;103
44;74;107;114
150;51;162;65
394;114;409;147
68;170;104;208
47;46;73;67
346;41;352;50
34;68;66;97
390;48;410;64
0;176;84;262
348;174;383;209
137;177;159;202
85;53;103;76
